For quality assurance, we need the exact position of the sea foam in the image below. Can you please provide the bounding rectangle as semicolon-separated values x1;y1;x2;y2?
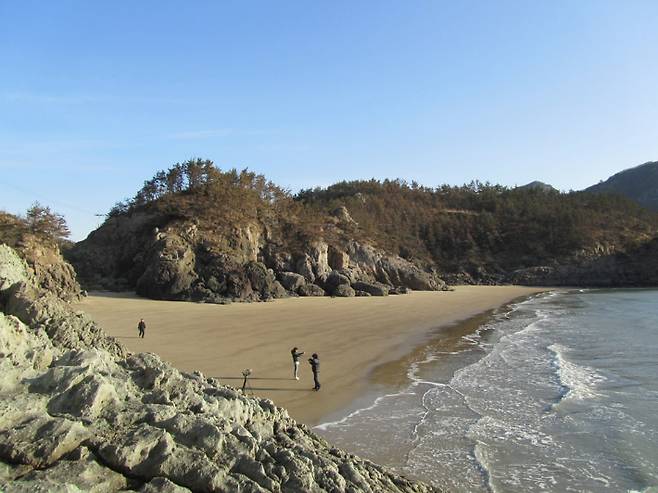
549;343;606;406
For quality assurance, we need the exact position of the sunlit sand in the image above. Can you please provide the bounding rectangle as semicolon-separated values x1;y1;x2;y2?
74;286;545;425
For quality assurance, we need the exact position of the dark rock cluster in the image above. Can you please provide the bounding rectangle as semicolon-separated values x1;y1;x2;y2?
68;212;448;304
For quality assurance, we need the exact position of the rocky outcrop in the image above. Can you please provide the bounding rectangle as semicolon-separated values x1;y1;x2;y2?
0;246;437;492
344;242;446;292
69;207;449;304
504;238;658;287
0;237;82;302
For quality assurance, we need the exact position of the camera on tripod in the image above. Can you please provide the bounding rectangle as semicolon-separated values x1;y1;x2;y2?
241;368;252;393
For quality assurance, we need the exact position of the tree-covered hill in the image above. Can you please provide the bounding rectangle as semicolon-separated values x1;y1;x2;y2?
67;159;658;300
586;161;658;211
296;179;658;280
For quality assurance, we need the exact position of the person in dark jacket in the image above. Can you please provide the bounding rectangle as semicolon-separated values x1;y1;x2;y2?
291;347;304;380
308;353;320;391
137;319;146;338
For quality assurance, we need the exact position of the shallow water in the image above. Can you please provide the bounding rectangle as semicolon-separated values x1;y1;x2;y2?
316;289;658;492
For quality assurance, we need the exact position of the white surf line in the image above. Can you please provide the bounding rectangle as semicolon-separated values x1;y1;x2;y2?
313;390;415;431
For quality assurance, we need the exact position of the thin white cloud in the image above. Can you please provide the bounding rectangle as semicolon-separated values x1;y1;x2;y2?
1;91;192;106
1;92;100;105
169;129;233;140
0;138;112;155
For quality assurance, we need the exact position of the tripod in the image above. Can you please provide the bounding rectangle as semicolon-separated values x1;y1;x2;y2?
241;371;253;395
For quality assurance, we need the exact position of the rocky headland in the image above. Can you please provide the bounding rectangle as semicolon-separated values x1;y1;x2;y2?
0;243;437;492
68;204;447;304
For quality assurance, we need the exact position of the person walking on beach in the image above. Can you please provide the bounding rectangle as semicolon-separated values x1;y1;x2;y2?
308;353;320;391
291;347;304;380
137;318;146;338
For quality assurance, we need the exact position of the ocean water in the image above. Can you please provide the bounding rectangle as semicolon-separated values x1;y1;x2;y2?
316;289;658;492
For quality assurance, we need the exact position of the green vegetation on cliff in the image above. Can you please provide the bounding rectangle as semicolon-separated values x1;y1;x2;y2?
296;179;658;275
0;203;71;248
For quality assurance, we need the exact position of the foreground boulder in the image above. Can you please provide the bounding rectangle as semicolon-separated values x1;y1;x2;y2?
0;245;437;492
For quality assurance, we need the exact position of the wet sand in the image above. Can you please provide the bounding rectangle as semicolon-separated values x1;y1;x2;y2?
73;286;545;425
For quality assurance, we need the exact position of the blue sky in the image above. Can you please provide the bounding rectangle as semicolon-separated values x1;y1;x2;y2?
1;1;658;240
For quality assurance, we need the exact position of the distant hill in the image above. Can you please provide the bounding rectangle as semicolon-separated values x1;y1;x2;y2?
586;161;658;211
516;181;558;193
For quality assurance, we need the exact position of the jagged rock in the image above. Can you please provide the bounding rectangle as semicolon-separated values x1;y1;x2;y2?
0;413;91;468
309;242;331;278
354;290;372;297
332;284;356;297
136;235;198;299
20;239;82;302
330;206;357;227
297;284;326;297
276;272;306;292
352;281;389;296
0;313;53;373
140;477;192;493
0;244;32;292
0;237;81;302
5;455;128;492
245;262;288;300
344;241;446;292
328;246;350;270
294;254;316;283
4;281;125;358
317;270;351;291
375;257;444;291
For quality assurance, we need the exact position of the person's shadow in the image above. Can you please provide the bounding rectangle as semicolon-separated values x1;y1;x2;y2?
218;376;296;381
248;387;310;392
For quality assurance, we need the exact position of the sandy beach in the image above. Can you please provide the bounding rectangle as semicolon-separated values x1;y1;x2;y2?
74;286;545;425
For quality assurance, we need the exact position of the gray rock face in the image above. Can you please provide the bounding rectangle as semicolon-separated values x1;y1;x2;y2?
295;254;316;283
505;238;658;287
328;245;350;270
0;246;437;493
69;207;450;304
297;284;326;297
332;284;356;297
276;271;306;292
136;235;198;299
4;281;125;359
352;281;389;296
132;230;291;303
317;270;351;294
0;243;81;303
0;244;32;292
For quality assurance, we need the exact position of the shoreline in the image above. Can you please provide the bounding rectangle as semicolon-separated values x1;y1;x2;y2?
313;293;539;429
74;286;547;425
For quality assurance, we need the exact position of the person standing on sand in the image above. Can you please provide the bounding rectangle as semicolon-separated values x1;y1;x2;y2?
291;347;304;380
137;319;146;338
309;353;320;391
